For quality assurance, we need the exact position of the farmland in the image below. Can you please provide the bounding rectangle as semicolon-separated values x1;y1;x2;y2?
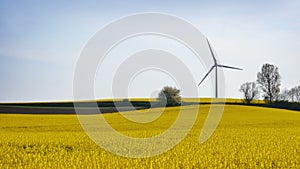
0;104;300;168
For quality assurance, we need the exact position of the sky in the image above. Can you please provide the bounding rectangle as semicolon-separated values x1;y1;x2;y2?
0;0;299;102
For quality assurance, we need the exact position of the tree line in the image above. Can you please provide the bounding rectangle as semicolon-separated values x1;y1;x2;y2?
155;63;299;107
239;63;300;104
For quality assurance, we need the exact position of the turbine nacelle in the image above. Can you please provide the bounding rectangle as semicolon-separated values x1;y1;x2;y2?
197;64;243;86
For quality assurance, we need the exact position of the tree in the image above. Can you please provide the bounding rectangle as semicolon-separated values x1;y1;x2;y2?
277;85;300;103
257;63;281;102
278;88;290;102
239;82;259;104
158;86;181;107
289;85;300;102
294;86;300;102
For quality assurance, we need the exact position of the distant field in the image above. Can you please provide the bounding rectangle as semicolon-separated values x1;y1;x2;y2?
0;105;299;168
113;97;264;103
181;98;265;104
0;98;265;114
99;97;265;103
0;98;264;114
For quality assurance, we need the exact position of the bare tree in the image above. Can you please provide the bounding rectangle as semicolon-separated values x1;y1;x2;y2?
239;82;259;104
277;85;300;103
257;63;281;102
278;88;290;101
295;86;300;102
289;85;300;102
158;86;181;107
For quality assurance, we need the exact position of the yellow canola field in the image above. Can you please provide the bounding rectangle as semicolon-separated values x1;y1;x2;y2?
0;105;299;168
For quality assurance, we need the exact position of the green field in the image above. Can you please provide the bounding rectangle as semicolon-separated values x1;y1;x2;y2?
0;105;300;168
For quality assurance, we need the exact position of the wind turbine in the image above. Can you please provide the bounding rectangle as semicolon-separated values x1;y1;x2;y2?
198;39;242;98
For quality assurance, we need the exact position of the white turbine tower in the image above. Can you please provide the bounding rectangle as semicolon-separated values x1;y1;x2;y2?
198;39;243;98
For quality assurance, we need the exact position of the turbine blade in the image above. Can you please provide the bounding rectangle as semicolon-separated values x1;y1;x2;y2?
217;64;243;70
206;39;217;64
198;66;215;86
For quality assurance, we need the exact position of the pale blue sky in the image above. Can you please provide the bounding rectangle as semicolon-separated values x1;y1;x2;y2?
0;0;299;102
